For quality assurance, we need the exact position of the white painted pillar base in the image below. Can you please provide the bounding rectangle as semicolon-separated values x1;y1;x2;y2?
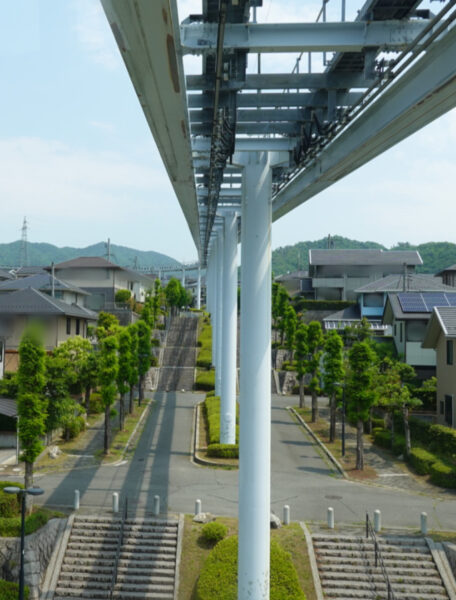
215;232;224;397
238;152;272;600
221;213;238;444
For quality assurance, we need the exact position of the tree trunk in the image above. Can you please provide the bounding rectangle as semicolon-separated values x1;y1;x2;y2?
403;406;411;457
85;385;91;415
25;461;33;488
329;393;336;443
129;386;134;414
299;378;305;409
367;407;373;435
119;394;125;431
356;419;364;470
104;405;111;455
391;412;395;452
138;375;144;406
311;390;318;423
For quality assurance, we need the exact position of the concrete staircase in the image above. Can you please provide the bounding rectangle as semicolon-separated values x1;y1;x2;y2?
54;515;180;599
156;315;198;391
313;533;451;600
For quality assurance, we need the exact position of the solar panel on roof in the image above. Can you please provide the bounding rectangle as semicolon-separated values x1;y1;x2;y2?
398;293;426;313
423;292;449;311
447;294;456;307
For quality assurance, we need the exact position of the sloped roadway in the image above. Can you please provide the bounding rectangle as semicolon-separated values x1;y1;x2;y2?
33;392;456;529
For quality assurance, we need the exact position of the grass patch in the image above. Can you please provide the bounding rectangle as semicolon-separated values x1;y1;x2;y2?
178;517;313;600
101;402;150;462
0;579;29;599
0;507;64;537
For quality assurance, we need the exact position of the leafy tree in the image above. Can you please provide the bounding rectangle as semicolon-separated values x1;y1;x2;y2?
96;312;119;339
152;279;163;326
80;351;98;414
115;289;131;303
53;336;93;394
295;323;308;409
44;354;76;442
343;317;372;347
137;320;151;406
164;278;183;316
141;290;154;328
284;305;297;359
17;324;47;488
117;328;131;430
322;331;345;442
306;321;325;422
346;340;376;470
127;324;139;413
276;286;290;344
98;335;118;454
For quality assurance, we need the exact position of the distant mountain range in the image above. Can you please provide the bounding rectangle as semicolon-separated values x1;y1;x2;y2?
0;241;181;270
272;236;456;276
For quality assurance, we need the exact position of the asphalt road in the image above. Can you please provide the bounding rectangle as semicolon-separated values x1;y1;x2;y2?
26;392;456;529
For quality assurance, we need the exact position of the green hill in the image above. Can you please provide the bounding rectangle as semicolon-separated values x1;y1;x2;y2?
272;236;456;276
0;241;181;270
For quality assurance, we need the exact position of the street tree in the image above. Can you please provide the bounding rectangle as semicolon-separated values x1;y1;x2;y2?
322;331;345;442
117;327;131;430
306;321;325;422
17;324;47;487
137;320;151;406
276;285;290;344
284;305;298;360
346;340;376;470
44;354;76;443
53;336;93;396
127;324;139;413
295;323;308;409
98;334;118;454
152;279;163;327
80;351;99;414
164;278;183;316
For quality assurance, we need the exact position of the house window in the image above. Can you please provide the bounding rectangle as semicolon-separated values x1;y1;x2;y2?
440;401;444;415
447;340;454;365
76;319;80;336
445;395;453;427
394;324;397;337
66;317;71;335
400;323;403;343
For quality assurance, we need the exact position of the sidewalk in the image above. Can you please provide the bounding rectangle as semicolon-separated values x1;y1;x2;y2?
297;395;456;497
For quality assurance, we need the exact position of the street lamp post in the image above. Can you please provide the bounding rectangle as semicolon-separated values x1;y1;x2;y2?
3;486;44;600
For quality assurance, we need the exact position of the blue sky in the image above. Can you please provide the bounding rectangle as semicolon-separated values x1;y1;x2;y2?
0;0;454;263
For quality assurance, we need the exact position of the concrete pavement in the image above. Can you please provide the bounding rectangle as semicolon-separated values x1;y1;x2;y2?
6;391;455;530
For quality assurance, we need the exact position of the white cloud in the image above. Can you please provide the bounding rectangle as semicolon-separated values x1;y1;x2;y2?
90;120;115;134
72;0;119;70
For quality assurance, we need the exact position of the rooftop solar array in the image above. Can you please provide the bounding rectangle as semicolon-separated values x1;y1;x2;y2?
398;292;456;313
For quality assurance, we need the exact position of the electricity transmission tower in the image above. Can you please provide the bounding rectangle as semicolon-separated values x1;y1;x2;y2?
19;217;28;267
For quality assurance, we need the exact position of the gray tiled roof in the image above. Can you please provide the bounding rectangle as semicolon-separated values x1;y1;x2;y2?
384;294;429;321
422;306;456;348
0;273;89;295
436;264;456;275
309;249;422;266
50;256;121;270
435;306;456;337
0;269;14;281
355;274;454;293
13;266;47;277
0;288;97;319
323;305;361;321
0;398;17;418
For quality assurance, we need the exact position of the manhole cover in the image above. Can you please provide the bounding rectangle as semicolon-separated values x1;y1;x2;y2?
325;495;342;500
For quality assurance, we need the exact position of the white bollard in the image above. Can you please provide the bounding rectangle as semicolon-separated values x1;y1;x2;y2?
283;505;290;526
374;509;381;533
421;512;428;535
112;492;119;514
153;495;160;516
195;499;202;516
74;490;80;511
327;507;335;529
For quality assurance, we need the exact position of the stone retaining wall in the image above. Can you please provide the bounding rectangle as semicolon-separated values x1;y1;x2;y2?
0;517;64;599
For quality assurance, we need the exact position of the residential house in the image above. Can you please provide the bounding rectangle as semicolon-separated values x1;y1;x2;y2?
46;257;153;311
309;249;422;301
12;266;47;278
422;307;456;427
0;273;89;307
274;271;314;298
0;288;97;374
383;290;456;378
436;264;456;288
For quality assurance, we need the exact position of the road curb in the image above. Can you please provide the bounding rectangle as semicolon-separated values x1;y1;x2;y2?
288;406;347;479
192;401;238;468
41;513;74;600
113;400;153;465
299;521;325;600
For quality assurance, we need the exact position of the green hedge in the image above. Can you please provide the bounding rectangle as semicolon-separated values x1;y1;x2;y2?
207;444;239;459
293;298;355;312
0;482;23;518
0;508;57;537
204;396;239;446
430;460;456;489
195;536;305;600
197;349;212;369
0;579;29;599
195;370;215;391
407;447;437;475
372;429;405;455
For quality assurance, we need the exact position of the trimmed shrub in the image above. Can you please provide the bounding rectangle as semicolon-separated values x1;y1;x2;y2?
371;418;385;430
0;579;29;599
0;508;54;537
392;434;406;456
0;482;23;518
89;392;104;414
195;536;305;600
206;390;215;398
373;429;391;449
407;447;437;475
201;521;228;544
429;460;456;489
207;444;239;459
205;396;221;445
197;349;212;370
195;370;215;392
115;289;131;303
428;424;456;456
65;415;86;440
293;298;355;312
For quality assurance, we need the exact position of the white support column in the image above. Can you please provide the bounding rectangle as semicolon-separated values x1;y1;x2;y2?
196;266;201;310
221;212;238;444
215;231;224;397
208;250;217;368
238;152;272;600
